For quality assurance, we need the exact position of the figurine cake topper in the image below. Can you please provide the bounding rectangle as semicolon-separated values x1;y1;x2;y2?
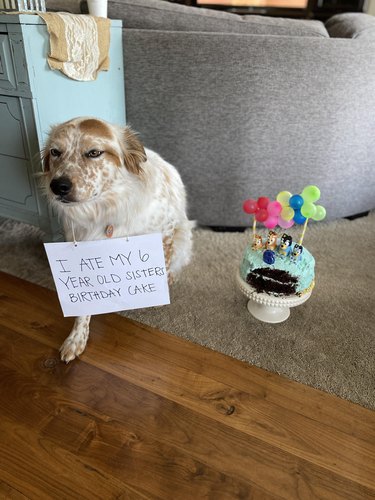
278;233;293;257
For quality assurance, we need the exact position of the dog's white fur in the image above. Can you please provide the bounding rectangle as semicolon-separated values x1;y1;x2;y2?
41;117;193;362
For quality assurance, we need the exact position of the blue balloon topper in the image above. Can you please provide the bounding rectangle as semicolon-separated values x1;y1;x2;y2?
293;209;307;225
289;194;304;210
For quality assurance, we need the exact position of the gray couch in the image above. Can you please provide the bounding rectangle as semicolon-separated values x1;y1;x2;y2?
56;0;375;226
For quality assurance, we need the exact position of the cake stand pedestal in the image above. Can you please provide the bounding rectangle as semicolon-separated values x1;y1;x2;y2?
236;272;312;324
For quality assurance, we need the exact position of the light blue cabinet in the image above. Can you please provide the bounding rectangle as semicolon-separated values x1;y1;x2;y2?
0;14;126;240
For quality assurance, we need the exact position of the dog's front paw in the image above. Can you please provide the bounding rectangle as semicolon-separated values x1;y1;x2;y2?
60;337;87;363
60;315;91;363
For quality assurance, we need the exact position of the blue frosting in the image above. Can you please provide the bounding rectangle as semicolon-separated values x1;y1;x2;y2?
240;239;315;294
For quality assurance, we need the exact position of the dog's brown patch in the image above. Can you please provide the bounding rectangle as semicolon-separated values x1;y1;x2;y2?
79;119;113;139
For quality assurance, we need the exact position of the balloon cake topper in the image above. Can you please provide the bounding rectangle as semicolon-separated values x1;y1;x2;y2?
243;185;326;246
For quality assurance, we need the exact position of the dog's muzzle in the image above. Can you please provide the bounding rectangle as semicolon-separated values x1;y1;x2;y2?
50;176;73;202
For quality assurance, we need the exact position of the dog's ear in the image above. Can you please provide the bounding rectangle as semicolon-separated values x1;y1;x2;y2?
122;127;147;174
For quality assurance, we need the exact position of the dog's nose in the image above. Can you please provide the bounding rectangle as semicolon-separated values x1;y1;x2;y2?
50;177;72;197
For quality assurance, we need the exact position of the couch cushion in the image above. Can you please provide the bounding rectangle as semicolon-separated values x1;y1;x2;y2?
108;0;329;37
326;13;375;39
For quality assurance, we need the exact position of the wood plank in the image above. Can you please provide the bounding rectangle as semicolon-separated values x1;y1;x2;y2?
1;278;374;489
0;414;151;500
94;313;375;443
1;270;373;446
0;328;271;499
70;326;375;491
1;271;375;499
0;480;29;500
0;326;372;500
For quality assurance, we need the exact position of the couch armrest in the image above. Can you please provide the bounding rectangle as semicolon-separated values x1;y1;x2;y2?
326;13;375;39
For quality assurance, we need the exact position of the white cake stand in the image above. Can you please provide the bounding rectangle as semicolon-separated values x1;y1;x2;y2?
236;271;312;323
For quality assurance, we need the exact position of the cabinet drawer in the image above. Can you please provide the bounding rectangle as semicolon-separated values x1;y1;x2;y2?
0;95;37;213
0;96;28;158
0;34;16;92
0;154;37;211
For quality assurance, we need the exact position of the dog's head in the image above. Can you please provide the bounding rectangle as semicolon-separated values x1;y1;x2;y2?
42;117;147;205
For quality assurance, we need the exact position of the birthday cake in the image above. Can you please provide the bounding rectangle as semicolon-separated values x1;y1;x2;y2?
239;186;326;298
239;232;315;297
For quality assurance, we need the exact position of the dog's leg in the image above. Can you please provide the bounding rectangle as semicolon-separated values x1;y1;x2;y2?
167;220;194;280
163;232;175;285
60;315;91;363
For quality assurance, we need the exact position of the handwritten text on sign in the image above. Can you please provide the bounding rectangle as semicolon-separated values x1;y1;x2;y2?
44;233;170;317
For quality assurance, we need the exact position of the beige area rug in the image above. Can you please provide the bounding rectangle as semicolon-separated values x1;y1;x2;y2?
0;213;374;409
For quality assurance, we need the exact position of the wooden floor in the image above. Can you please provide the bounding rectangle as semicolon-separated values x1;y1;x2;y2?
0;272;374;499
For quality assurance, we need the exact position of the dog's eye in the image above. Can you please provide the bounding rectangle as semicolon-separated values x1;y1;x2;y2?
50;148;61;157
86;150;103;158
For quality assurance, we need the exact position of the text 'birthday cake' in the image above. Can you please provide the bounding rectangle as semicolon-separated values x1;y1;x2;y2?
239;186;326;298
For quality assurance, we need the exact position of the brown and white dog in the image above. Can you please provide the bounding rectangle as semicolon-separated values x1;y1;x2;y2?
41;117;193;362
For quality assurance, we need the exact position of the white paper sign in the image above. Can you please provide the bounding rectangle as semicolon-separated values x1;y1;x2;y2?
44;233;170;317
